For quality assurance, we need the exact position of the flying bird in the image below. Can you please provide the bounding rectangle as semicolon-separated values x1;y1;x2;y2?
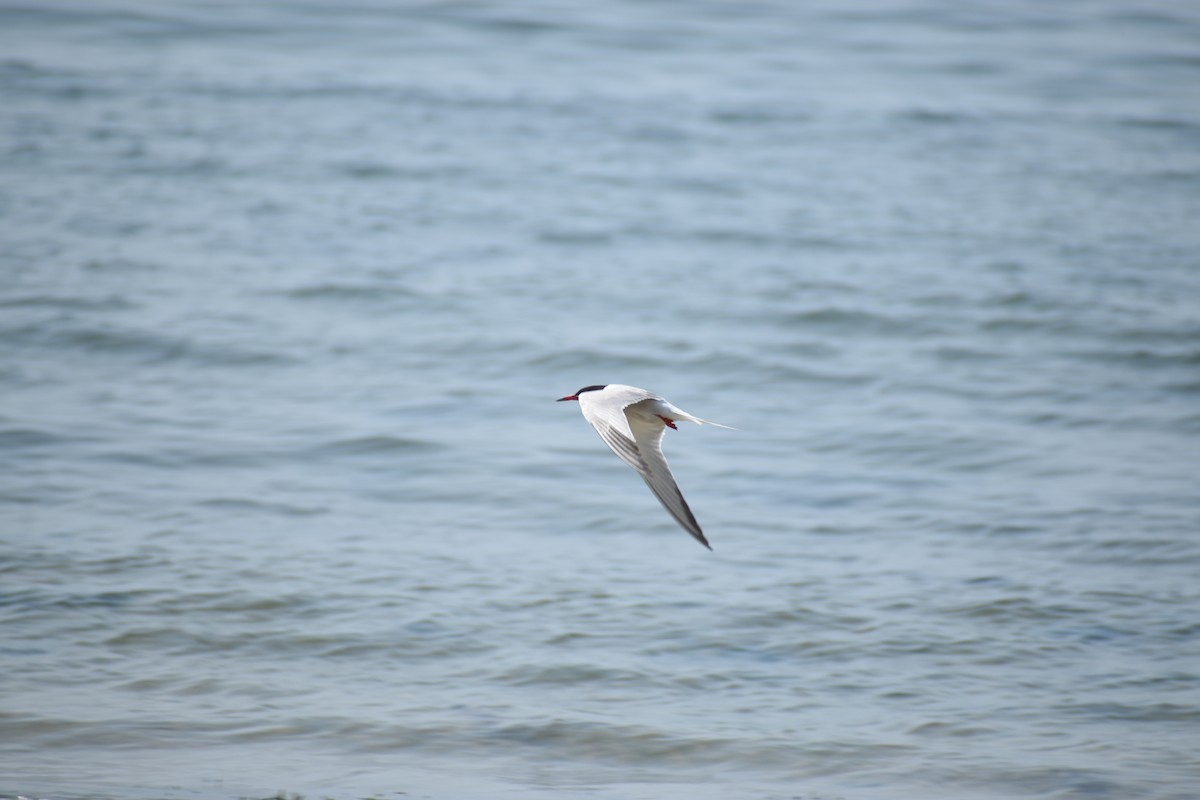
556;384;734;550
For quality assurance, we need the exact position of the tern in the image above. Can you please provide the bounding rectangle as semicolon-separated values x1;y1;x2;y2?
556;384;734;550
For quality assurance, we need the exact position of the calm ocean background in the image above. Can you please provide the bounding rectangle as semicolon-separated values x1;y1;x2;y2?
3;1;1199;799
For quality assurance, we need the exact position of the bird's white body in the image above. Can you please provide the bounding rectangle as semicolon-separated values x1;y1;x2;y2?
560;384;733;549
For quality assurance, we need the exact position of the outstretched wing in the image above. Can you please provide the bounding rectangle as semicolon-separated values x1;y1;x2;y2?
579;393;647;474
623;400;711;550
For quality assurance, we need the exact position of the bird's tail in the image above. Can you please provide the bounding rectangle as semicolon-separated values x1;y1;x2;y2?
682;414;738;430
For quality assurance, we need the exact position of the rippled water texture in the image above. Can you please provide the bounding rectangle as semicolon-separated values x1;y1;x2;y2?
2;1;1200;799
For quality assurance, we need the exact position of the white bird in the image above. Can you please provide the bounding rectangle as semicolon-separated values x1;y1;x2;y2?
556;384;734;550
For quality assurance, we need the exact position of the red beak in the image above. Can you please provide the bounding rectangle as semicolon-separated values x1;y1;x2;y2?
556;395;578;402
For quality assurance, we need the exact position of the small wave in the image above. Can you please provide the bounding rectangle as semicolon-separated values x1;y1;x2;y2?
330;160;402;179
124;156;227;177
5;322;293;367
328;161;475;181
485;719;741;765
151;591;309;614
941;597;1082;622
978;315;1083;335
1121;51;1200;70
496;662;650;687
0;428;71;449
683;227;852;251
1070;346;1200;369
1115;114;1200;134
0;710;80;740
709;105;814;125
983;290;1061;310
1078;536;1200;566
1166;380;1200;395
927;344;1006;362
281;283;421;303
1141;168;1200;184
0;58;62;79
195;497;328;516
94;433;443;473
892;108;977;125
0;294;134;311
909;720;997;738
83;257;161;273
719;358;875;387
776;306;943;337
537;228;616;246
524;348;669;371
304;435;444;458
1059;701;1200;724
1;589;151;612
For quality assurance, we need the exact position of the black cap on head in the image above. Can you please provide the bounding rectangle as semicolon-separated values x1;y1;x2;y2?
557;384;608;401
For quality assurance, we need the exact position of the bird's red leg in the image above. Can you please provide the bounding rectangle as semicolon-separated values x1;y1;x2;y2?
658;415;678;430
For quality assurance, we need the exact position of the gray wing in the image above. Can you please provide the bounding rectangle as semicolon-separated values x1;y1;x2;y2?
623;401;712;550
579;394;712;550
579;394;647;474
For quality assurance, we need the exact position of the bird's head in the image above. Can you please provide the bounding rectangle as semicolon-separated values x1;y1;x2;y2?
556;385;607;402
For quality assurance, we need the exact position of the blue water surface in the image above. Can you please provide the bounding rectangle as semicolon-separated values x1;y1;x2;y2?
2;2;1199;799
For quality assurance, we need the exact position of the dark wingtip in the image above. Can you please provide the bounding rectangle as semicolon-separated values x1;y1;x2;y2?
695;533;713;551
